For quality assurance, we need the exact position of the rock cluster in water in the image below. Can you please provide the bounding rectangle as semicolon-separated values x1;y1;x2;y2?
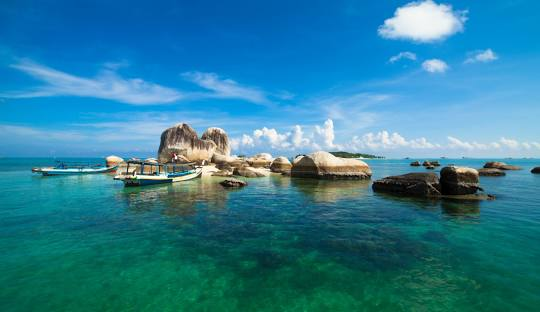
220;178;247;188
157;123;230;163
373;166;482;197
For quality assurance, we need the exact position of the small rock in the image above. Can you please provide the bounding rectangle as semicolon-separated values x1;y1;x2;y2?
233;166;266;178
426;165;435;170
410;161;421;166
220;178;247;187
484;161;521;170
212;169;233;177
431;160;441;167
478;168;506;176
422;161;432;167
531;167;540;174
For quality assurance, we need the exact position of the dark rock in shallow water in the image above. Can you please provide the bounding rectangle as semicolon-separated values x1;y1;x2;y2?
422;161;432;167
484;161;521;170
233;166;266;178
531;167;540;174
372;173;441;197
478;168;506;176
431;160;441;167
440;166;481;195
220;178;247;187
410;161;421;166
426;165;435;170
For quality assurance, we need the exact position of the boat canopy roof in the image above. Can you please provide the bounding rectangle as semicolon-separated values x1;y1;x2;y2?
125;160;196;166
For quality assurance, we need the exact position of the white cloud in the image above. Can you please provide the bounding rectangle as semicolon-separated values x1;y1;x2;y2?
3;60;274;105
422;59;449;73
389;51;417;63
352;131;438;150
378;0;467;43
5;60;185;105
315;119;337;148
447;136;538;151
464;49;498;64
182;71;270;105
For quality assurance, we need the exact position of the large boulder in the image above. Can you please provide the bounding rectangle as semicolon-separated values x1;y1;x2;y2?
440;166;481;195
255;153;273;161
157;123;217;163
201;127;230;156
484;161;521;170
233;166;267;178
270;156;292;173
291;151;372;179
478;168;506;176
372;173;441;197
105;155;124;167
247;157;272;168
532;167;540;174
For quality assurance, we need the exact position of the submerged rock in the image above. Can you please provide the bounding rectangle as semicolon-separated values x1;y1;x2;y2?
201;127;230;156
157;123;216;163
291;151;372;179
270;156;292;173
105;155;124;167
484;161;521;170
410;161;421;166
531;167;540;174
440;166;481;195
220;178;247;188
372;173;441;197
478;168;506;176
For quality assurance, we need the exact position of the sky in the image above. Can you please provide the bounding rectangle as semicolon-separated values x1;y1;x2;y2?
1;0;539;158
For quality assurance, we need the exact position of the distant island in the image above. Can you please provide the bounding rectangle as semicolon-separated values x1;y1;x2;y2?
330;151;385;159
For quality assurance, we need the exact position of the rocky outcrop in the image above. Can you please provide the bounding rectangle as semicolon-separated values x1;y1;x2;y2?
291;151;372;179
157;123;217;163
410;161;421;166
440;166;481;195
212;169;233;177
201;127;230;156
372;173;441;197
270;156;292;173
220;178;247;188
106;155;124;167
484;161;521;170
247;157;272;168
233;166;267;178
478;168;506;176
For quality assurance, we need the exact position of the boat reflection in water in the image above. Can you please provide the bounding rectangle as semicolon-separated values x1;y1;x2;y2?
114;160;202;186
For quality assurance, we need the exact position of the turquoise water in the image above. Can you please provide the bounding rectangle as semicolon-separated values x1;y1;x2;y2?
1;158;540;311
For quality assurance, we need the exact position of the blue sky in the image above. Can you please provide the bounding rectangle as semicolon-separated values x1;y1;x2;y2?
1;0;539;158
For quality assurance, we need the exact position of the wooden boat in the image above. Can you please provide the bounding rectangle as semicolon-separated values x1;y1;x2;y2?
32;161;117;176
114;160;202;186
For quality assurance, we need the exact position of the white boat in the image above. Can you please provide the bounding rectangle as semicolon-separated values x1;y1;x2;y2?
32;161;117;176
114;160;202;186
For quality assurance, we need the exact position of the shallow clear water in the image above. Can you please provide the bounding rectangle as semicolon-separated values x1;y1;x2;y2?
1;158;540;311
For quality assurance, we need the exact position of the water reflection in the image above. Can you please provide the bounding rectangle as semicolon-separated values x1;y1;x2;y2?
441;199;480;218
290;178;370;203
117;177;231;218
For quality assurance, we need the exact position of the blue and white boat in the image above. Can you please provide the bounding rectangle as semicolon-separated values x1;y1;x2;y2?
114;160;202;186
32;161;117;176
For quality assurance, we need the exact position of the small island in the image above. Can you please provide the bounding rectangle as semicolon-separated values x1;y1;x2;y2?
329;151;385;159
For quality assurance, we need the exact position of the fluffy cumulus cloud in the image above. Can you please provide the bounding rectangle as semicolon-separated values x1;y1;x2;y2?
230;119;540;156
231;119;338;153
389;51;417;63
351;131;438;150
378;0;467;43
464;49;498;64
422;59;449;73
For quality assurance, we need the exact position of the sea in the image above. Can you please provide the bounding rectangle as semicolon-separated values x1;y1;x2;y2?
1;158;539;311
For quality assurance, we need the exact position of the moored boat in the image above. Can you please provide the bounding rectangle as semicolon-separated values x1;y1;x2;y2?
32;161;117;176
114;160;202;186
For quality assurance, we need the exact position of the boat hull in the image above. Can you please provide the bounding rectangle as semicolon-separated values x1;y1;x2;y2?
35;166;117;176
122;168;202;187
